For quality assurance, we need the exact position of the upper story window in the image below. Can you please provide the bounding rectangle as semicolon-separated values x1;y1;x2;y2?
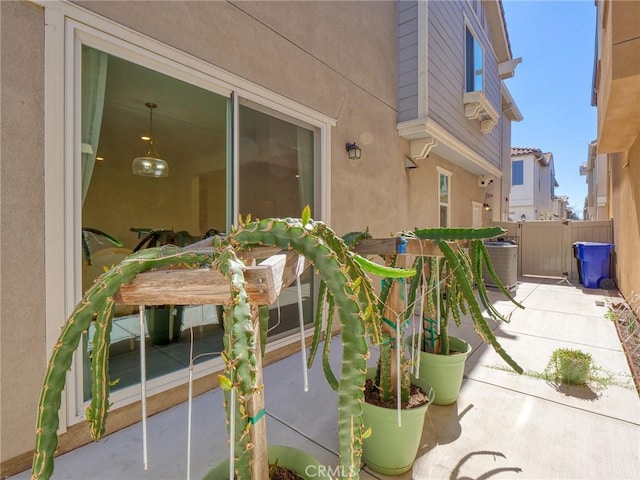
465;27;484;93
512;160;524;185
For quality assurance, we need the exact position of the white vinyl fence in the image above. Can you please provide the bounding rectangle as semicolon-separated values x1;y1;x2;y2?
492;220;613;282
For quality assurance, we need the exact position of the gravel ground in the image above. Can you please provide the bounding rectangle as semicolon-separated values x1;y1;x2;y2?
608;296;640;394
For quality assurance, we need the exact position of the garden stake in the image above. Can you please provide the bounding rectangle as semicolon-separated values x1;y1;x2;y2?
138;305;148;470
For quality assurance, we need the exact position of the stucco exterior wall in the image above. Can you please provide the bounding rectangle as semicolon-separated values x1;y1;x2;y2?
1;0;47;469
610;138;640;316
0;1;505;473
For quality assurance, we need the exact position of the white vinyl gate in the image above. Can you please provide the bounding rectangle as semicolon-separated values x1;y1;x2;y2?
492;220;613;282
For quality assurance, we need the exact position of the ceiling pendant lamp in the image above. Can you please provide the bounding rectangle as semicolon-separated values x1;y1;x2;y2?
132;102;169;177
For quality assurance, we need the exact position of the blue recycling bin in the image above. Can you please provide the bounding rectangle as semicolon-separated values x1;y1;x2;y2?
575;242;614;288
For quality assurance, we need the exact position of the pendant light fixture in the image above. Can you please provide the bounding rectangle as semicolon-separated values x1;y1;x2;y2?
132;102;169;177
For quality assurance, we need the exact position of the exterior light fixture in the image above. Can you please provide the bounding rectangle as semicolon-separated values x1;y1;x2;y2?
483;203;492;211
132;102;169;177
345;142;362;160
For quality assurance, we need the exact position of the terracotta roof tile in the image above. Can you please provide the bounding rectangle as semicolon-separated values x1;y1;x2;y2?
511;147;542;156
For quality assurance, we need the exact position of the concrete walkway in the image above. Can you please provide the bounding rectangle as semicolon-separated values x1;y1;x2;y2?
9;277;640;479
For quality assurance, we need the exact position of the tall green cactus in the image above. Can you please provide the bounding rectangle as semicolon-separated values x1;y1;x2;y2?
31;208;414;480
345;227;525;405
215;247;257;480
408;227;524;372
230;212;415;479
31;247;213;480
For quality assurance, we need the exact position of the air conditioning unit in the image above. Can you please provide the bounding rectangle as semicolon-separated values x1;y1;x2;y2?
482;242;518;291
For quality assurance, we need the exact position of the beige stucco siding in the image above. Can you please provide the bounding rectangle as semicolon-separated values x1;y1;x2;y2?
610;138;640;315
0;0;47;466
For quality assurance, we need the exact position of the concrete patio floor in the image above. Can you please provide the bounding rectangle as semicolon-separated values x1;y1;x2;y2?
9;277;640;479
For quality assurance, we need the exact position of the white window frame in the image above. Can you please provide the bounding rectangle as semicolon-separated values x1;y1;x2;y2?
437;167;452;227
512;159;524;186
41;1;334;428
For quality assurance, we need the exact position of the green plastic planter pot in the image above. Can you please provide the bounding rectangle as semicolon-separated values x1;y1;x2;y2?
411;335;472;405
203;445;333;480
362;373;435;476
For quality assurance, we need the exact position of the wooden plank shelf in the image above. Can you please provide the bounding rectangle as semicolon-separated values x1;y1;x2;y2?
114;249;308;306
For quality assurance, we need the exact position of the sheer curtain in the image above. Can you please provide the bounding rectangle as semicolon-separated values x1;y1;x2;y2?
81;46;108;203
81;46;108;400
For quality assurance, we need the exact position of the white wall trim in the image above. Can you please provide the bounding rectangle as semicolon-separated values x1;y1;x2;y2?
426;119;503;178
44;4;69;434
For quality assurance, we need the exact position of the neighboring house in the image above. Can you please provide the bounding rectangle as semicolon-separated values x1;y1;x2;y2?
397;0;523;225
0;1;521;474
508;147;559;221
592;0;640;311
552;195;570;220
580;140;610;220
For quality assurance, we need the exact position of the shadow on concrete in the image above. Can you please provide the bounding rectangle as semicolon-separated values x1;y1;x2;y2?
449;450;523;480
419;402;474;456
554;382;600;401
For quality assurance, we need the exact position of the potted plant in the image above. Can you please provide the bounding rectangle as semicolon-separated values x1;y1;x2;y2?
223;210;414;479
545;348;593;385
346;227;525;475
387;227;524;406
360;277;435;476
341;233;434;475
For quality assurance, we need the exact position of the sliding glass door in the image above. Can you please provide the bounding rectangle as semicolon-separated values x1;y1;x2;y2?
80;45;317;401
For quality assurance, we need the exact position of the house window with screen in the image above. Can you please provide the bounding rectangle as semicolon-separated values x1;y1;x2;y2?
512;160;524;185
438;168;451;227
465;27;483;92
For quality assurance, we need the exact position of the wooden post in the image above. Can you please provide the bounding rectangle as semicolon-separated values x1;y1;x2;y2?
382;280;403;398
248;303;268;479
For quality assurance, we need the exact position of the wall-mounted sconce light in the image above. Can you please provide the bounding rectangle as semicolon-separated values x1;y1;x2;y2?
521;214;526;221
483;203;492;211
346;142;362;160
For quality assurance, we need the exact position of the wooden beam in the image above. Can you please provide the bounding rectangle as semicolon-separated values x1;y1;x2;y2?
355;237;473;258
115;265;277;306
355;238;449;256
114;250;310;307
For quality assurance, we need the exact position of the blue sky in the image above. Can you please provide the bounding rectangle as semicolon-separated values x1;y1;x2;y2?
502;0;597;216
